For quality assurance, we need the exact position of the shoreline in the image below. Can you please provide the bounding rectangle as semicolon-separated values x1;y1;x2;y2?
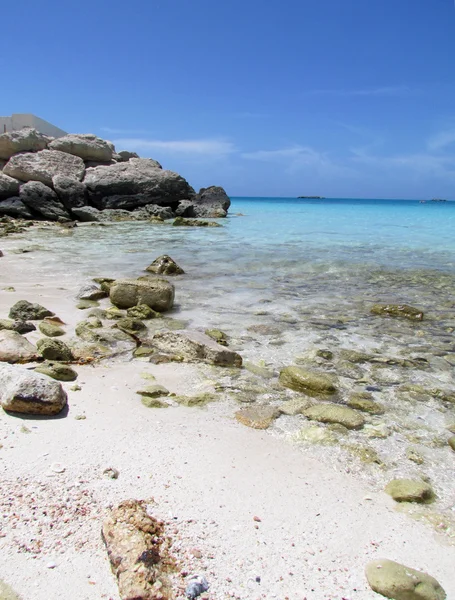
1;227;455;599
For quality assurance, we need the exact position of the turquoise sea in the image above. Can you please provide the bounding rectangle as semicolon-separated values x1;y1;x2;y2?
6;197;455;513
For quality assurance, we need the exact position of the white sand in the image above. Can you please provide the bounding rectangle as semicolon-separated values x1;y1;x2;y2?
0;242;454;600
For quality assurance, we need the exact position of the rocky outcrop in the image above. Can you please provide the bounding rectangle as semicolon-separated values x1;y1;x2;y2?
20;181;71;220
4;149;85;186
0;198;33;219
365;559;446;600
84;158;193;210
0;127;51;160
49;134;114;162
0;173;20;199
0;130;230;222
191;186;231;217
0;363;67;415
110;278;175;312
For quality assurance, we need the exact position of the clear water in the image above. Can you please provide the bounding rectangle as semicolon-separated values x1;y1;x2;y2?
5;197;455;528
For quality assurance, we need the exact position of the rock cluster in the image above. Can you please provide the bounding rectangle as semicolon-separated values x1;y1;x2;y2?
0;128;230;221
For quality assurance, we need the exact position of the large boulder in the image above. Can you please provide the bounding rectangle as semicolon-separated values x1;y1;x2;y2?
84;158;194;209
4;149;85;186
0;330;38;363
0;198;33;219
0;127;51;160
0;363;67;415
0;173;20;199
52;174;87;210
49;133;114;162
19;181;70;221
192;186;231;217
110;278;174;312
71;206;102;221
365;559;446;600
151;330;242;367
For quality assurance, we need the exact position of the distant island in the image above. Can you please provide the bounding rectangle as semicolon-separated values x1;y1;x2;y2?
297;195;325;199
431;198;447;202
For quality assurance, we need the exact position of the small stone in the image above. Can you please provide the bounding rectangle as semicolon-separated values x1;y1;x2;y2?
50;462;66;473
103;467;119;479
235;406;279;429
136;384;170;398
205;329;228;346
46;562;57;569
304;404;365;430
127;304;160;320
77;284;107;301
38;321;65;337
35;362;78;382
370;303;424;321
448;436;455;451
76;299;99;310
278;397;314;416
385;478;434;503
36;338;73;362
365;558;446;600
279;366;337;396
141;397;169;408
406;447;425;464
74;414;86;420
70;384;82;391
347;394;385;414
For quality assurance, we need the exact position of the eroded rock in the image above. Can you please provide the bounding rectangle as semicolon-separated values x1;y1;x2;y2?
385;479;434;503
9;300;54;321
49;133;114;162
0;127;51;160
279;366;337;396
145;255;184;275
235;406;279;429
304;404;365;430
110;278;175;312
371;304;424;321
0;330;38;363
4;149;85;186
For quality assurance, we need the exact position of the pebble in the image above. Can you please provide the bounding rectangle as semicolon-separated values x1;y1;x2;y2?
46;562;57;569
50;463;66;474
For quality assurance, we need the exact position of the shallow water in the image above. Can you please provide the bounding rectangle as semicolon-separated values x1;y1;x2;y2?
4;197;455;535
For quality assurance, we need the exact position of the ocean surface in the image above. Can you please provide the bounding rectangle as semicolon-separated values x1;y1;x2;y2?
5;197;455;530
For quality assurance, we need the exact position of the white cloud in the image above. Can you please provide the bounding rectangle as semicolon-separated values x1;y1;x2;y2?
352;149;455;179
427;128;455;152
113;138;236;156
304;85;413;97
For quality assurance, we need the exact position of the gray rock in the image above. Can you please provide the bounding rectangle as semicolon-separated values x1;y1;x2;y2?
192;186;230;218
145;255;184;275
71;206;102;221
365;558;446;600
0;363;67;415
0;127;51;160
175;199;196;217
19;181;70;221
52;175;87;210
0;198;34;219
0;173;20;199
151;330;242;367
77;284;107;301
49;133;114;162
4;149;85;186
36;338;73;361
0;330;38;363
110;278;175;312
9;300;54;321
132;203;174;220
117;150;140;162
84;158;193;210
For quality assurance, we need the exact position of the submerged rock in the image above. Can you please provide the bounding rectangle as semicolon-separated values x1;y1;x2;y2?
0;363;67;415
385;479;434;503
371;303;424;321
365;558;446;600
235;406;279;429
347;393;385;414
172;216;222;227
304;404;365;430
9;300;54;321
110;278;175;312
145;255;184;275
279;366;337;396
278;397;314;416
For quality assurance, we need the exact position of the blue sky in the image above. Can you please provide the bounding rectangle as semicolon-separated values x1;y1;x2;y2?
2;0;455;198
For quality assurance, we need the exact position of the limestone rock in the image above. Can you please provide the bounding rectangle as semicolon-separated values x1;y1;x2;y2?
19;181;70;221
9;300;54;321
36;338;73;362
0;198;34;219
84;158;192;210
0;330;38;363
235;406;279;429
175;199;196;217
49;134;114;162
101;499;173;600
0;363;67;415
52;175;87;210
151;330;242;367
126;304;160;320
136;384;170;398
110;278;175;312
192;186;231;218
304;404;365;429
117;150;140;162
0;173;20;199
0;127;51;160
278;397;314;416
35;362;78;381
365;558;446;600
371;304;424;321
38;321;64;337
73;326;137;357
4;149;85;186
279;366;337;396
145;255;184;275
385;479;434;503
132;203;174;220
347;393;385;414
172;216;221;227
77;284;107;301
448;436;455;451
115;317;146;335
205;329;228;346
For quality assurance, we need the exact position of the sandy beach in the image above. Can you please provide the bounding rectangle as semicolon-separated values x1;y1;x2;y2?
1;230;455;600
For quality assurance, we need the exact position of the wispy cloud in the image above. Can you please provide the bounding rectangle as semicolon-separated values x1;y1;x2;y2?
427;128;455;152
304;85;414;97
113;138;236;156
242;145;357;178
352;148;455;180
